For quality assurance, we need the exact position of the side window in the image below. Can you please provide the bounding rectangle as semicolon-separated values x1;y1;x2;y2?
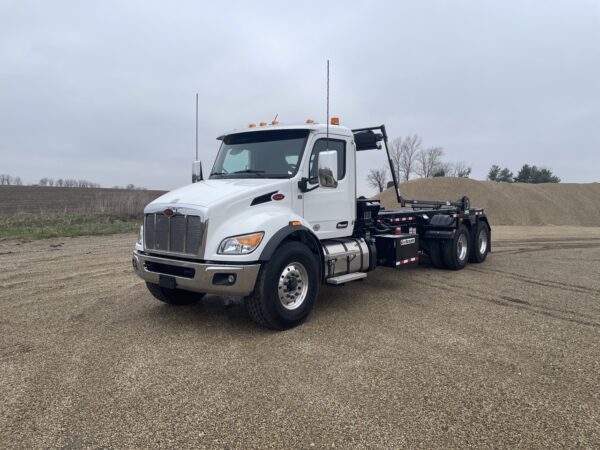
222;148;250;173
308;139;346;181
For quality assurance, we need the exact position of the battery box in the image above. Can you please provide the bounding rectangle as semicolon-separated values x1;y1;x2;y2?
375;233;420;268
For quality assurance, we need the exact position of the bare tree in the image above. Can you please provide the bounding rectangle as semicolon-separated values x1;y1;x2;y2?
0;174;13;185
399;135;421;181
388;138;402;183
39;177;49;186
367;168;388;193
388;135;422;182
56;179;64;187
13;177;23;185
48;178;55;187
452;161;472;178
416;147;444;178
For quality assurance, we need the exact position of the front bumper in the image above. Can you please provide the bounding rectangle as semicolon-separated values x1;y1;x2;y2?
132;250;260;296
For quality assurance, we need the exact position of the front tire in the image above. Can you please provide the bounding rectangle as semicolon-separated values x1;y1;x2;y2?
145;282;205;305
245;242;319;330
442;225;470;270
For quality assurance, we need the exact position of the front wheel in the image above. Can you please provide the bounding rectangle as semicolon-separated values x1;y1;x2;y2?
145;282;205;305
245;242;319;330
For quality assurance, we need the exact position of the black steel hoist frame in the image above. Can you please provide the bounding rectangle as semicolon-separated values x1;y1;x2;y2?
351;125;470;212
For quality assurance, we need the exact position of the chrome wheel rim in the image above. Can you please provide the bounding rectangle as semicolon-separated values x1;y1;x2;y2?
478;229;488;255
278;262;309;310
457;233;468;261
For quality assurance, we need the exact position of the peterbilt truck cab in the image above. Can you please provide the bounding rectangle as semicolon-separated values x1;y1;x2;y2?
133;120;491;329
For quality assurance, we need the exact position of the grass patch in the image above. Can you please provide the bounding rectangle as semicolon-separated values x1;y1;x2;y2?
0;212;141;241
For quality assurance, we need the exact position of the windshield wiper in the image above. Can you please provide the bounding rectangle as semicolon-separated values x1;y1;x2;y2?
232;169;266;177
209;171;228;177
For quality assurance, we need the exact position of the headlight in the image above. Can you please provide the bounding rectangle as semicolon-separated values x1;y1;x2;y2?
137;225;143;246
218;232;264;255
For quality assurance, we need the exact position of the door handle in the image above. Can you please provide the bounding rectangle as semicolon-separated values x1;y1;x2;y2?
336;221;348;229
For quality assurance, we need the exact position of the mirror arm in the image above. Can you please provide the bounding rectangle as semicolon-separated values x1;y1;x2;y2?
298;177;319;193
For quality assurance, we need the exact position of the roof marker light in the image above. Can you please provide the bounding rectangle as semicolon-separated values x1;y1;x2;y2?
305;119;315;124
330;116;340;125
271;120;279;125
248;123;256;128
259;121;267;127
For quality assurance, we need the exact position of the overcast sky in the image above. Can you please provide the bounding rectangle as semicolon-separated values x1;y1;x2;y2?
1;0;599;195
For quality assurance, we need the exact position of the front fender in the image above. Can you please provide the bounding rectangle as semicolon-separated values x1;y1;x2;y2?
204;204;314;262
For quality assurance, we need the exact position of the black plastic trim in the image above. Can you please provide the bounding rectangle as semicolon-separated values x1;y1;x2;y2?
251;191;277;206
258;225;324;282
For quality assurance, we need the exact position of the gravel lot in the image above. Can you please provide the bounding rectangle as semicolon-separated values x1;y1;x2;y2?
1;226;600;448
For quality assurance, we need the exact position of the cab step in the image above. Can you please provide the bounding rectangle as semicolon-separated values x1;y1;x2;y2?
326;272;367;285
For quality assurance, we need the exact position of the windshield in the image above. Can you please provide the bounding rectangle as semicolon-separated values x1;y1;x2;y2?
210;129;309;179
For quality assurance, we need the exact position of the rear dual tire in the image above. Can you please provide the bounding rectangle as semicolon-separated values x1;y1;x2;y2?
442;225;470;270
469;222;490;263
429;222;490;270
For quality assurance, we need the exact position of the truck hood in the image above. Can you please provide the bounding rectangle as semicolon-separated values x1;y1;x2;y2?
148;178;291;209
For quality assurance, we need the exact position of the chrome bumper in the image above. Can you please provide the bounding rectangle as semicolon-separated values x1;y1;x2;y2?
132;250;260;296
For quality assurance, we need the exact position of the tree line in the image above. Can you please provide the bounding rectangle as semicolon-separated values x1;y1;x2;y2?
39;178;101;188
367;135;472;192
366;134;562;192
0;174;24;185
487;164;560;183
0;175;146;190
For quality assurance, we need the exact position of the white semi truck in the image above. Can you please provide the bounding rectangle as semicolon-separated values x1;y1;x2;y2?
132;120;491;329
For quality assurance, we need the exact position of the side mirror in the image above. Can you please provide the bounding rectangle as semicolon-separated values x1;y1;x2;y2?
317;150;338;188
192;161;203;183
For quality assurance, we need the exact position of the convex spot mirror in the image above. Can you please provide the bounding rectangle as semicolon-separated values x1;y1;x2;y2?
317;150;338;188
192;160;203;183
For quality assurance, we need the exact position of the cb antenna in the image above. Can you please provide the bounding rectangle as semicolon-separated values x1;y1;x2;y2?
195;93;199;161
326;59;330;147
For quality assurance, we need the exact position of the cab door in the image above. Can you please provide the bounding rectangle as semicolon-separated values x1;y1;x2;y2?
302;134;355;239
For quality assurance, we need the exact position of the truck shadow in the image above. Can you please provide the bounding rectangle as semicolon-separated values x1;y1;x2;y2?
141;295;259;332
139;267;421;334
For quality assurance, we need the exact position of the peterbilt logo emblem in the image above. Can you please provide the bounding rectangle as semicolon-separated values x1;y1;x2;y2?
163;208;175;217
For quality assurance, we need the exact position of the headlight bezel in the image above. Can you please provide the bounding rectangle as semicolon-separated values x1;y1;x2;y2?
137;225;144;246
218;231;264;255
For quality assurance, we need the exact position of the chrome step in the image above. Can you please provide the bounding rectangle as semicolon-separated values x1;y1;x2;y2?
326;272;367;285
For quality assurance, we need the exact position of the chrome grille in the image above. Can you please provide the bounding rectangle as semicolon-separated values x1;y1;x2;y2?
144;213;205;256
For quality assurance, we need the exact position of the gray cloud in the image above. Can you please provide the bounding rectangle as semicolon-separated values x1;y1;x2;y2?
1;0;599;194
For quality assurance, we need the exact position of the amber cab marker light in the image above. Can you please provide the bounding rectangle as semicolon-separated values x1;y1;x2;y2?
289;220;302;227
248;123;256;128
330;116;340;125
305;118;315;124
259;121;267;127
271;120;279;125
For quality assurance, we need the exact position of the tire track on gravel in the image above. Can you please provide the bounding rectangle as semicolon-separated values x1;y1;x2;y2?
425;279;600;329
468;266;600;296
492;241;600;256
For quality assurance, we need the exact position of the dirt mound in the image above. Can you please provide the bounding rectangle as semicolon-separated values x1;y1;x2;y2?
376;178;600;226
